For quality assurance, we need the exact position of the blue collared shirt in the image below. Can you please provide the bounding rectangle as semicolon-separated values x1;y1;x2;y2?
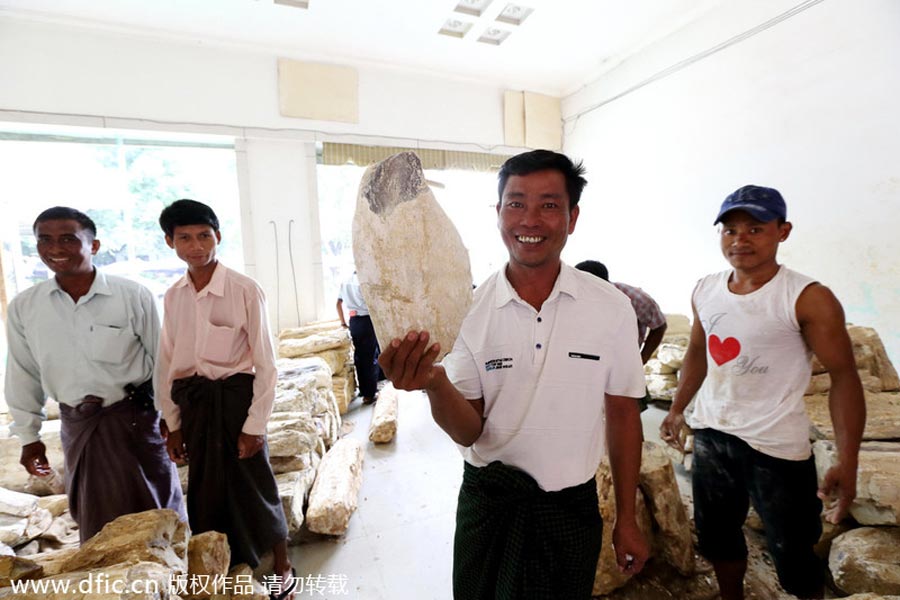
5;270;159;444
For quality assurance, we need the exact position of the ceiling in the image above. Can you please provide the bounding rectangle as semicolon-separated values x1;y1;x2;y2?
0;0;725;95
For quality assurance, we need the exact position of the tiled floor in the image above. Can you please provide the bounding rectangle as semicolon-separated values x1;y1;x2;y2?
290;392;676;600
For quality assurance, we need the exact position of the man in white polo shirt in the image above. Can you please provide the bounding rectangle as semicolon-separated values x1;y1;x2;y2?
379;150;648;599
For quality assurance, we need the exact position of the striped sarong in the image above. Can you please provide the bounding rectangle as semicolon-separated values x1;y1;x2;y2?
453;461;602;600
60;388;186;542
172;373;288;568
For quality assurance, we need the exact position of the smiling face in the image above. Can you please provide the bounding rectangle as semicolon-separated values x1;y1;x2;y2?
166;224;221;270
35;219;99;278
497;169;579;274
719;210;791;273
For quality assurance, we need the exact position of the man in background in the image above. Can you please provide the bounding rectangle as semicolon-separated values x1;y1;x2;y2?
337;270;382;405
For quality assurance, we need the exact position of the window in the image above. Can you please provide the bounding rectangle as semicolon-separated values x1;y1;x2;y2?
0;123;243;409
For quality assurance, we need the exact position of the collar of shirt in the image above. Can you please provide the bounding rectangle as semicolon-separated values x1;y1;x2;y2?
44;268;113;304
493;261;580;309
173;261;227;298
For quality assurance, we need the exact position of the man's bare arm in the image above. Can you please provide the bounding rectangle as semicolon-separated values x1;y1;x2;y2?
606;393;649;573
659;303;707;451
797;283;865;523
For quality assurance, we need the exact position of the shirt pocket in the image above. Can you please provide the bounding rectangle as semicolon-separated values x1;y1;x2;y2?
200;324;239;364
90;324;138;364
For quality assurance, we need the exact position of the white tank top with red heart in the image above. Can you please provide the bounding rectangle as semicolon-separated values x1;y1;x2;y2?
687;265;817;460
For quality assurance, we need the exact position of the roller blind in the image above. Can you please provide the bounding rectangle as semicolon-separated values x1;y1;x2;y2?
321;143;510;172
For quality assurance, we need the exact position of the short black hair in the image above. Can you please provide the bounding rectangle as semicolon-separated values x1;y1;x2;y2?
159;199;220;237
33;206;96;238
497;150;588;210
575;260;609;281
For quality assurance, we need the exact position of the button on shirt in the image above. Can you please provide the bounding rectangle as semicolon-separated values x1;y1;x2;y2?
5;271;159;445
442;263;646;491
156;262;277;435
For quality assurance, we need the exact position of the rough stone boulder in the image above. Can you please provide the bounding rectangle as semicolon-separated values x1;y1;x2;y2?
0;554;42;588
593;458;654;596
305;437;365;536
61;508;187;573
829;527;900;595
806;392;900;440
187;531;230;597
352;151;473;361
277;330;348;358
276;470;316;542
639;441;694;575
814;441;900;525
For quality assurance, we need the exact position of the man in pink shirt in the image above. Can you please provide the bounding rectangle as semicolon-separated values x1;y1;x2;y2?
156;199;294;600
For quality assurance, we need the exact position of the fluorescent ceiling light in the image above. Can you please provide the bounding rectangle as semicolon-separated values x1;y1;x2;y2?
477;27;511;45
438;18;474;38
274;0;309;9
454;0;493;17
496;3;533;26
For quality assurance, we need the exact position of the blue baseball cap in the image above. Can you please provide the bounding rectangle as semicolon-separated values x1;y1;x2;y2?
714;185;786;225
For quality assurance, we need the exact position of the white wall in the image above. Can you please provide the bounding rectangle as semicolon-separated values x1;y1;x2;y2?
0;17;516;329
561;0;900;365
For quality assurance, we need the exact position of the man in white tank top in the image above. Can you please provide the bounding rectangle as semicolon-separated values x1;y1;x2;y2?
659;185;865;600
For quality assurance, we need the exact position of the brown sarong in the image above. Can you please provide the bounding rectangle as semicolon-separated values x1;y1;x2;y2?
172;373;288;568
59;384;186;542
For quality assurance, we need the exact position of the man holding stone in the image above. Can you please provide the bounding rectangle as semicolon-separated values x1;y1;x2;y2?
5;206;185;542
379;150;648;599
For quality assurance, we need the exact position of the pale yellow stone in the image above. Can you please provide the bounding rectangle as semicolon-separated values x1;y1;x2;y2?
36;495;68;518
278;331;348;359
814;441;900;525
639;442;694;575
352;152;473;361
62;508;187;573
593;459;654;596
0;554;42;588
187;531;230;597
305;438;365;536
806;392;900;440
644;358;677;375
0;487;39;517
21;546;78;577
369;384;398;444
830;527;900;595
664;314;691;337
278;321;343;340
656;343;686;370
848;326;900;391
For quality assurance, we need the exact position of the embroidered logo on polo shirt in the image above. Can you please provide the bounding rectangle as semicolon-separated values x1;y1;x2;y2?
568;352;600;361
484;357;513;372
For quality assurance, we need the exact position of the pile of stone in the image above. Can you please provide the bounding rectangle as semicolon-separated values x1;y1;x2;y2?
277;320;356;415
644;314;691;403
0;488;77;564
0;508;272;599
270;355;345;543
805;327;900;597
